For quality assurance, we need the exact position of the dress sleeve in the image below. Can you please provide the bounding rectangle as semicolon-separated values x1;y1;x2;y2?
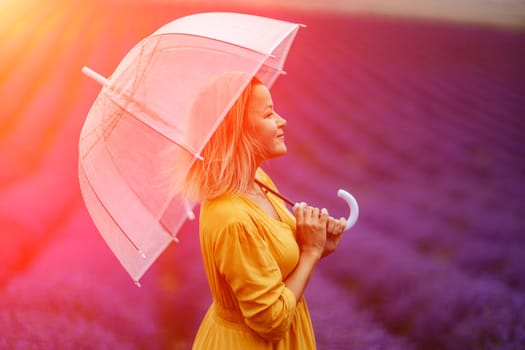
214;221;297;342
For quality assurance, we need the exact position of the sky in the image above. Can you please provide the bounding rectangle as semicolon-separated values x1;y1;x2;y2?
131;0;525;27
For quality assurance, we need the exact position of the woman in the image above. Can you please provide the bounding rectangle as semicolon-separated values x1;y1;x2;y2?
185;73;346;349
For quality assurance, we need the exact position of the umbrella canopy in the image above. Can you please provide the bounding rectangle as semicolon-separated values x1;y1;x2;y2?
78;12;302;285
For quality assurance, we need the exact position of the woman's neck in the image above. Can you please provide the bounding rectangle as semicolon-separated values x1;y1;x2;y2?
244;163;261;193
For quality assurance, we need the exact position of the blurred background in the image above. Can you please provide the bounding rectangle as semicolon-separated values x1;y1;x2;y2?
1;0;524;349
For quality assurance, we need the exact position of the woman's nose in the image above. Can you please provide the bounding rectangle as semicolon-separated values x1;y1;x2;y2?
275;112;287;127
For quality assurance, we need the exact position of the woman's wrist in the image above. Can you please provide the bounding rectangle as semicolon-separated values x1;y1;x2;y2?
299;248;323;263
301;248;323;260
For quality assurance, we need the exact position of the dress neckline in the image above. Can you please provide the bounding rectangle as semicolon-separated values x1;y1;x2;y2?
241;192;285;224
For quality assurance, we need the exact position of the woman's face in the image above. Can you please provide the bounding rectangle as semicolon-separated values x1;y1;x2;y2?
247;83;287;160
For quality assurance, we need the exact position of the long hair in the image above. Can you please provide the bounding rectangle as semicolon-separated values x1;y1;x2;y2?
183;73;264;201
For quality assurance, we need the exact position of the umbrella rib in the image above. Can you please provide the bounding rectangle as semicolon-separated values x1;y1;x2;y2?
80;162;146;258
152;32;288;75
81;66;202;159
152;32;273;58
98;126;181;242
266;25;300;60
104;90;203;160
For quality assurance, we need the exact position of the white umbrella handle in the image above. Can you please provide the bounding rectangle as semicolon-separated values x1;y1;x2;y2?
337;189;359;231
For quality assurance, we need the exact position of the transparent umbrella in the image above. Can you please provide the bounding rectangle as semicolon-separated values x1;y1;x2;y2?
78;12;358;286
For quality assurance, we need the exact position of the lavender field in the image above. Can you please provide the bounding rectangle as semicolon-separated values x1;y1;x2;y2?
1;1;524;349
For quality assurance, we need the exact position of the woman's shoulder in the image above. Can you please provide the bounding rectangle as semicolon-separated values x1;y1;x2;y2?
200;194;254;230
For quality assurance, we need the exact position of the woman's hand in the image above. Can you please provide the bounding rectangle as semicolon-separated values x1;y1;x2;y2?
293;202;328;259
285;203;328;301
322;216;346;258
286;203;339;301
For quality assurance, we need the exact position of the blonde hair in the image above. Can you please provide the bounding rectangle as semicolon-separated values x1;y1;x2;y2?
183;74;264;201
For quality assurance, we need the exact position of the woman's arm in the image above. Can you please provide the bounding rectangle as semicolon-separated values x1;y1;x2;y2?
214;221;298;342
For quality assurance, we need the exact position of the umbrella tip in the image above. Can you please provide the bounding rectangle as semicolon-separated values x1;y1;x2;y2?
134;280;142;288
184;199;195;220
81;66;109;86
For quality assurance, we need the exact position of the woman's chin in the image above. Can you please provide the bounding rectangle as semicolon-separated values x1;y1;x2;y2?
273;147;288;158
263;147;287;160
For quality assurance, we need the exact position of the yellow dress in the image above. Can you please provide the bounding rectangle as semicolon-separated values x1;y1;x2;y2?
192;168;317;349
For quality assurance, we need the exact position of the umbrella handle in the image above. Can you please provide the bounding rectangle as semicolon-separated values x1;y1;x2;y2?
337;189;359;231
256;179;358;230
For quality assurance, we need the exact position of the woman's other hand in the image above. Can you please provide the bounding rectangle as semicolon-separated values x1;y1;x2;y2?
322;217;346;258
